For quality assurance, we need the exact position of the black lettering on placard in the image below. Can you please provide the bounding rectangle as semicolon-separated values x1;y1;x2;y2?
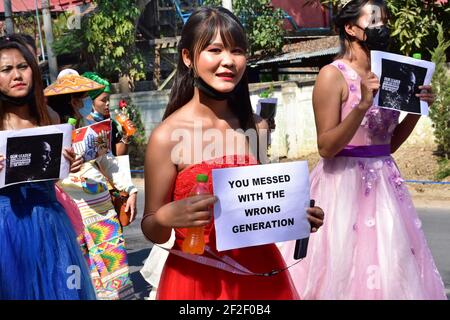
232;218;295;233
228;179;249;189
252;175;291;186
244;205;281;216
237;192;263;203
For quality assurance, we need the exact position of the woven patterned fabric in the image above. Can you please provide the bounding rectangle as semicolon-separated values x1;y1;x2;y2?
44;74;105;96
58;161;134;300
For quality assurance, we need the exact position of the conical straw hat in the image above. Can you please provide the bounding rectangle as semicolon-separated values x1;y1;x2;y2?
44;74;105;97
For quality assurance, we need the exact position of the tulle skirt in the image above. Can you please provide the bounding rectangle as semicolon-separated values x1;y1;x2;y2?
0;181;96;300
279;156;447;300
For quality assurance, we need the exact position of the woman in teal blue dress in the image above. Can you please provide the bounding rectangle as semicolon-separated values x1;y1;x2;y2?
0;37;96;299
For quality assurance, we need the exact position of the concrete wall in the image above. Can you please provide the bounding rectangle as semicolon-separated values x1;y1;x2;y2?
249;81;319;159
111;80;435;158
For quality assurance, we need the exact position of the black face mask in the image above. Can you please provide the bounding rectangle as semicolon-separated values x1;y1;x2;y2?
194;76;239;101
0;88;34;107
357;25;391;51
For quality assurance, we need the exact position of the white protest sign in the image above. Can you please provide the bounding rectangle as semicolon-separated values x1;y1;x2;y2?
371;50;435;116
212;161;310;252
0;124;72;188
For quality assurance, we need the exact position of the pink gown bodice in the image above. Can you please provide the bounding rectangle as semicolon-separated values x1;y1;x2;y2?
331;60;401;147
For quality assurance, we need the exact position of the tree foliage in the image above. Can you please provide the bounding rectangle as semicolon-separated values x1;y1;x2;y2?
53;0;145;82
430;24;450;160
203;0;286;55
387;0;449;56
307;0;449;57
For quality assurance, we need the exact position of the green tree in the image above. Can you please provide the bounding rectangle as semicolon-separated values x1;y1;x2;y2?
53;0;145;83
430;24;450;161
13;15;36;36
52;13;84;56
387;0;449;56
307;0;450;57
203;0;286;55
119;98;147;169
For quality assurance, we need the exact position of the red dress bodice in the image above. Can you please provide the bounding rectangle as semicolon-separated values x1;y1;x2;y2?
157;155;299;300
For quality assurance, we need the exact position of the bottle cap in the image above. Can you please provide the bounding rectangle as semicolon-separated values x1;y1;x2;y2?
412;53;422;59
196;174;208;182
68;117;77;126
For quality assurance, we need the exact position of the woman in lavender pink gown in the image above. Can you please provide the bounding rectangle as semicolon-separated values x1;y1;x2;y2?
280;0;446;299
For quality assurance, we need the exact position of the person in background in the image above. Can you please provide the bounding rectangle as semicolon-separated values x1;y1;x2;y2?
0;36;95;300
45;71;139;300
45;69;100;127
2;33;61;124
279;0;446;299
82;72;132;156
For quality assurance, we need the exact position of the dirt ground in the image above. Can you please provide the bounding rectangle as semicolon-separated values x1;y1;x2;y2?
296;143;450;209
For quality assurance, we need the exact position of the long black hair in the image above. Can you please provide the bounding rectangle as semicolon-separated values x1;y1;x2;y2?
164;6;256;132
334;0;388;59
0;37;50;130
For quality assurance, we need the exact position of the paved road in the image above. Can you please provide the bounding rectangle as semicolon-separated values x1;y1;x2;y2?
418;207;450;299
124;180;450;300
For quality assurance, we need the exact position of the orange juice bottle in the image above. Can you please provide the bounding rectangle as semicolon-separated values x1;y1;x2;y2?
181;174;210;255
114;107;136;136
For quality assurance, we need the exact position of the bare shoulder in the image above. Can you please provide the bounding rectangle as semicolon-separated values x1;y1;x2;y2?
148;120;177;150
317;64;345;84
314;64;347;102
148;108;191;147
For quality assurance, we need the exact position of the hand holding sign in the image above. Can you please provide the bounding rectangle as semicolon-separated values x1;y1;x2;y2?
212;161;311;251
0;124;72;188
359;72;380;111
307;204;324;233
371;50;435;115
416;85;435;106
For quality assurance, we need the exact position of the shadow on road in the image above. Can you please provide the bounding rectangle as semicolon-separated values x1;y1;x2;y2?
128;248;152;300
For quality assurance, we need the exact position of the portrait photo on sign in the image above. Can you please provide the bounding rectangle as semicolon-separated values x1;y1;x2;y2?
371;51;435;116
378;59;427;114
5;133;63;185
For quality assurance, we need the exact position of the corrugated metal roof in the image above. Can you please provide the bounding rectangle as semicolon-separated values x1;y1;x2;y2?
254;46;340;66
0;0;93;13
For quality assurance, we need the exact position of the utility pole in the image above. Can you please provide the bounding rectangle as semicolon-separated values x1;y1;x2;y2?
35;0;46;62
222;0;232;12
4;0;14;34
41;0;58;82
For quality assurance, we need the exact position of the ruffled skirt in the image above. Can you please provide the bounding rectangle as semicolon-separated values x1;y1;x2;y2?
0;182;96;300
279;156;446;299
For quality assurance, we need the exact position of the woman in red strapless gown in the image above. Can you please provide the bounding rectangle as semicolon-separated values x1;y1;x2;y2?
141;7;323;300
157;156;298;300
